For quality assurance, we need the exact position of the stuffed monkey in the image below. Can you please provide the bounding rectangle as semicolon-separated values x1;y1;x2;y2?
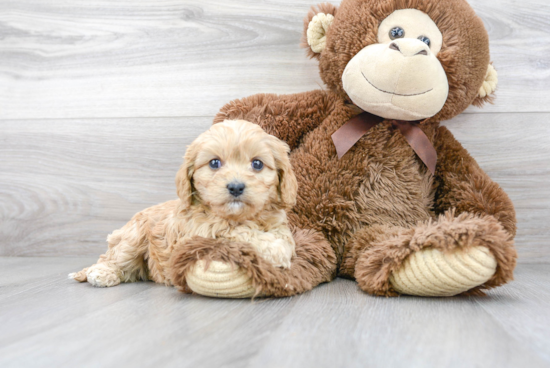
170;0;516;297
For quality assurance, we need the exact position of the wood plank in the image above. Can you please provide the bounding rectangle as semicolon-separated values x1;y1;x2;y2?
0;0;549;120
0;117;212;256
1;113;548;261
0;256;95;299
0;258;549;367
442;113;550;262
475;264;550;364
0;257;297;367
249;276;550;368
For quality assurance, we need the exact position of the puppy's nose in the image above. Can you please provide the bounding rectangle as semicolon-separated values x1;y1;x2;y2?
227;182;245;197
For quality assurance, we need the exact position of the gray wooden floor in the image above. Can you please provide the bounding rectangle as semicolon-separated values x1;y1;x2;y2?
1;0;550;367
0;258;549;368
1;0;549;261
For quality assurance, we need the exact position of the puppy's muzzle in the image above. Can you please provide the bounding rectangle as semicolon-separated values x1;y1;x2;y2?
227;181;245;197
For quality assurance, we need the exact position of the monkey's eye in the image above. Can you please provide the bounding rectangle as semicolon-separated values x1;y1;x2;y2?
389;27;405;40
418;36;431;47
209;159;221;169
252;159;264;171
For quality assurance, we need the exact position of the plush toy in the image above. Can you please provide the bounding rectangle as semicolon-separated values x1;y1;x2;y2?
171;0;517;297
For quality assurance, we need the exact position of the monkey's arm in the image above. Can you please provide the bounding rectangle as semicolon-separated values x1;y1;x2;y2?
169;230;336;298
433;126;516;236
214;90;334;149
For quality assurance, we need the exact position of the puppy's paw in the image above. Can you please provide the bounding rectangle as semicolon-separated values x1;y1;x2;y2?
186;260;255;298
256;238;294;269
85;264;121;288
68;268;88;282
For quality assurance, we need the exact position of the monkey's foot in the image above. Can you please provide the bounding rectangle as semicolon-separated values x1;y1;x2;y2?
186;260;255;298
170;230;337;298
389;246;497;297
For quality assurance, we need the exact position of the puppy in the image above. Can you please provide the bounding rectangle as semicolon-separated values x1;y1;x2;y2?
70;120;298;288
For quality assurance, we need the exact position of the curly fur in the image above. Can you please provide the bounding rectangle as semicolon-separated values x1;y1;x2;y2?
70;120;301;287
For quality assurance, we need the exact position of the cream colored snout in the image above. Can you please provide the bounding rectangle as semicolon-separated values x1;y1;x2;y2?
342;38;449;121
389;38;431;57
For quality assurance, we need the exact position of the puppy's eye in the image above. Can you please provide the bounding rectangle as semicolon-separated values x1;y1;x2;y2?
252;160;264;171
209;159;221;169
389;27;405;40
418;35;431;47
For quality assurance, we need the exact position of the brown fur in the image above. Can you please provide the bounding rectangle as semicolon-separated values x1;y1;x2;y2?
169;228;337;297
213;0;516;297
301;3;339;60
316;0;493;121
351;211;516;296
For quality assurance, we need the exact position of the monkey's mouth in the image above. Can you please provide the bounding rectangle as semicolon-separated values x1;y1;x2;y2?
361;71;433;97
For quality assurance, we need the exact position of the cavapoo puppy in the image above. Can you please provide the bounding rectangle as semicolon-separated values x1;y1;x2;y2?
70;120;298;295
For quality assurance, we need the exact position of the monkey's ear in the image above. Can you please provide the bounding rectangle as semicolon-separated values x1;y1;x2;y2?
302;3;338;59
473;64;498;107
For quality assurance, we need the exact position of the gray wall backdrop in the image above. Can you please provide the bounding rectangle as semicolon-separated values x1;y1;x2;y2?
0;0;549;262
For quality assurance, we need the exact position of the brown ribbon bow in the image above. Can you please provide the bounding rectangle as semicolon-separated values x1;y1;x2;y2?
331;111;437;175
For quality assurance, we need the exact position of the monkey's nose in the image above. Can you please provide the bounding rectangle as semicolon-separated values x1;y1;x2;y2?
227;182;245;197
389;39;430;57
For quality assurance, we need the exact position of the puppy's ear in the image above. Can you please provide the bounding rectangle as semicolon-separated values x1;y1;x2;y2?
176;142;199;209
270;137;298;208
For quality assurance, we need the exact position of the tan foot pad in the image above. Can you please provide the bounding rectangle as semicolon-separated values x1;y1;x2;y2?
389;246;497;297
186;260;256;298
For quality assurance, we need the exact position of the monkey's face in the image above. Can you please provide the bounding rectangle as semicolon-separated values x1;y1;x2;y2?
342;9;449;121
304;0;496;122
